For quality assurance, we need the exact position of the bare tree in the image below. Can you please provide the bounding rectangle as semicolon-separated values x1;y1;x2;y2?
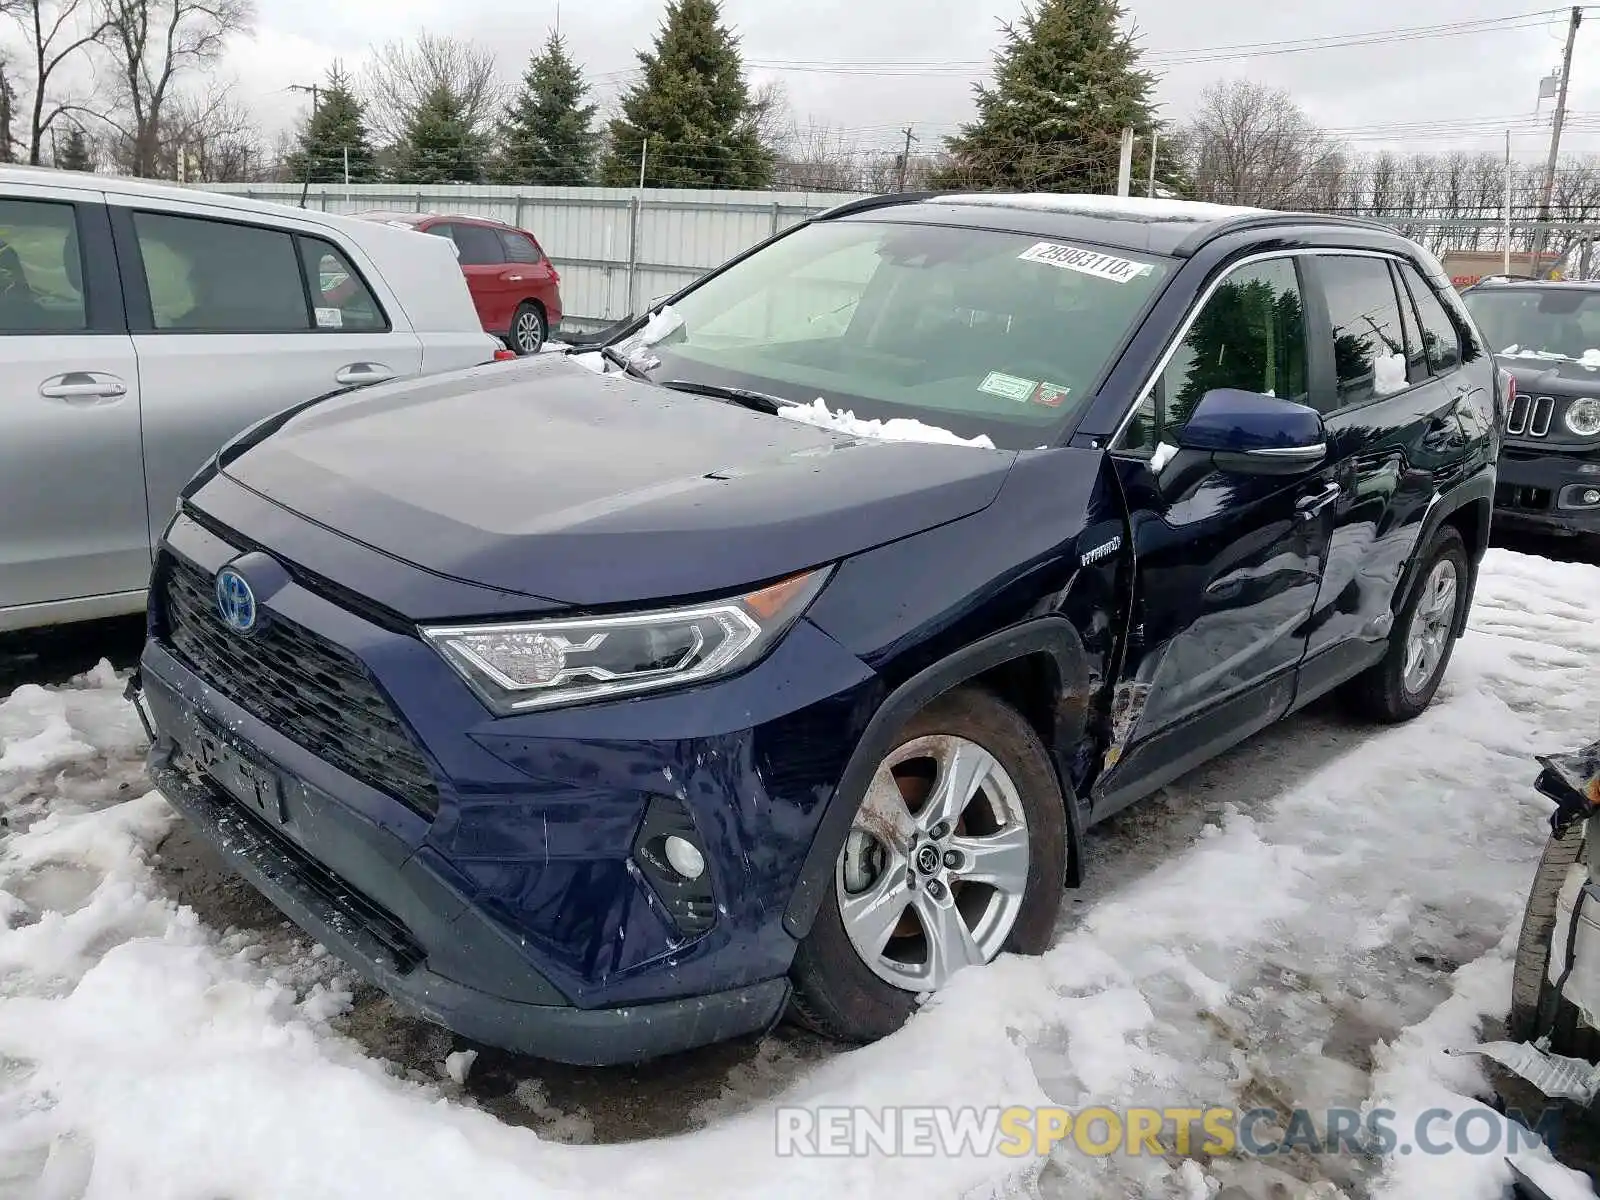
158;86;260;180
94;0;254;176
749;78;791;156
359;32;499;146
1183;79;1343;209
8;0;110;165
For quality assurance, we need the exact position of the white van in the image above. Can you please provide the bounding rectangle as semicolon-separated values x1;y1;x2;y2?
0;166;501;633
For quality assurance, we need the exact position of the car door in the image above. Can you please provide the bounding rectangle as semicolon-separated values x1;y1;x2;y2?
449;223;514;333
0;186;149;628
108;198;424;551
1294;252;1471;697
1094;254;1338;812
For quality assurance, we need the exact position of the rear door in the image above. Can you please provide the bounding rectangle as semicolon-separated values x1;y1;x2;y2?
0;186;148;625
448;223;514;333
109;198;424;550
1295;252;1471;696
1096;254;1336;809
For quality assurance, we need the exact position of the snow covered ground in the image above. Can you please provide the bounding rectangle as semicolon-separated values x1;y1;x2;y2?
2;548;1598;1199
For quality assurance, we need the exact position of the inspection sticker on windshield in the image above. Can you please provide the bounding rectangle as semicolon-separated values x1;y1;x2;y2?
1017;242;1153;283
979;371;1038;401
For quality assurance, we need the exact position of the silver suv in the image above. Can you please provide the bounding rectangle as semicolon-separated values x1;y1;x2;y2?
0;167;500;633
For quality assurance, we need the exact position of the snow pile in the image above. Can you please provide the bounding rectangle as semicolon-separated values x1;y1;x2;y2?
3;551;1600;1197
778;397;998;449
1373;351;1408;396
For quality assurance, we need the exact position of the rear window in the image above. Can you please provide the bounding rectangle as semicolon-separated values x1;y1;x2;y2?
1462;287;1600;364
620;219;1174;449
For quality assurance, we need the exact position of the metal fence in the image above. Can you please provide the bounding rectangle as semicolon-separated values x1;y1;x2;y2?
193;183;870;332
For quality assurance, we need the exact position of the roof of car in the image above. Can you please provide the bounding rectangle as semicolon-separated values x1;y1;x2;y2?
817;191;1399;257
1462;277;1600;291
351;210;513;230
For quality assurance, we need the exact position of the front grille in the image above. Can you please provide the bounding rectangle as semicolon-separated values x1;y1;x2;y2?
1496;483;1553;511
159;554;440;818
1507;394;1555;437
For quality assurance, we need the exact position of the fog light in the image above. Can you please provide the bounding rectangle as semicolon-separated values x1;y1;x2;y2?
663;835;706;880
1585;489;1600;506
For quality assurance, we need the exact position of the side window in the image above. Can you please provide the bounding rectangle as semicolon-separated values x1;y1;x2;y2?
0;198;87;332
299;237;387;333
1398;263;1462;375
451;224;504;266
499;231;542;264
1317;256;1409;407
1391;263;1428;383
1119;258;1307;453
133;212;309;332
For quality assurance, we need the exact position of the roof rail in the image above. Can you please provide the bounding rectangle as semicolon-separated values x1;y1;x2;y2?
813;192;939;221
1171;210;1395;256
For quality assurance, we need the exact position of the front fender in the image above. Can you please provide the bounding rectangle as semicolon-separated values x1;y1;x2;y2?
781;615;1092;939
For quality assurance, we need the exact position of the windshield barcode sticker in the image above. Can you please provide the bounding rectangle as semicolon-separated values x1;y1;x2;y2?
1018;243;1153;283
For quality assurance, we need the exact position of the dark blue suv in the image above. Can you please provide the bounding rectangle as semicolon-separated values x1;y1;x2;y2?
133;194;1501;1065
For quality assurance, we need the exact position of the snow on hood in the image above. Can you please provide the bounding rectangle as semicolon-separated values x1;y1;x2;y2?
777;397;997;449
1500;344;1600;369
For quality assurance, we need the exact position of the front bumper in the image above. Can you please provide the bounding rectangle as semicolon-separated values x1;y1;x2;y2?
139;507;879;1063
142;709;788;1064
1494;446;1600;535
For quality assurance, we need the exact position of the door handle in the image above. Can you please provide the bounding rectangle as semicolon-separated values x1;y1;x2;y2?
1295;482;1343;522
39;372;127;403
505;274;524;282
334;363;395;386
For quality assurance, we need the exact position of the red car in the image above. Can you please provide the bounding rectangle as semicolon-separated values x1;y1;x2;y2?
355;212;563;355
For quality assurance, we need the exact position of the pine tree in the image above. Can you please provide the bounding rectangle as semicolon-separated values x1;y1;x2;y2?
395;84;486;184
599;0;772;189
932;0;1162;194
496;31;597;186
55;128;91;171
284;66;378;184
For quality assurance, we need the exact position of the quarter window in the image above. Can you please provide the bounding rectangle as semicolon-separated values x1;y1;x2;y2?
1398;263;1462;374
1317;256;1410;407
1120;258;1307;453
134;212;308;332
0;198;87;332
299;237;386;332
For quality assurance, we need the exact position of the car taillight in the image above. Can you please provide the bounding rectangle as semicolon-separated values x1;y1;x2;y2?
493;348;517;362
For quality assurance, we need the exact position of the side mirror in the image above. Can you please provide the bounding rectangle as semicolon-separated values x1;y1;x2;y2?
1175;388;1326;473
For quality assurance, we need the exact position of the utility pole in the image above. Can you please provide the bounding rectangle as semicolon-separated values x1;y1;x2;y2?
1532;6;1582;277
342;144;350;186
897;126;918;192
1116;126;1135;197
1147;128;1160;199
288;82;320;208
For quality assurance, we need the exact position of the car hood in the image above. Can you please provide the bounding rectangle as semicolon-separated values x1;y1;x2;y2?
221;358;1018;607
1500;355;1600;396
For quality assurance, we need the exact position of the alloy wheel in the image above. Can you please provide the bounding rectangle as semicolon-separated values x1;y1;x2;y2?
1403;558;1458;695
514;308;544;354
834;734;1030;992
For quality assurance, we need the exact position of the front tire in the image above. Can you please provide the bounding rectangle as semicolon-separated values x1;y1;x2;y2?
509;301;546;356
788;688;1067;1043
1346;525;1470;723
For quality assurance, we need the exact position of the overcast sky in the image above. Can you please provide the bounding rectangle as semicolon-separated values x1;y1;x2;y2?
227;0;1600;162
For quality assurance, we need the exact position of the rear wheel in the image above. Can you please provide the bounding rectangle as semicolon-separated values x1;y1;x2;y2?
1345;526;1469;723
509;302;546;356
788;688;1066;1043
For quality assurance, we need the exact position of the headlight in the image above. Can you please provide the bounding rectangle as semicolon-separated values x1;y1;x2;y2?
1565;397;1600;437
422;567;832;713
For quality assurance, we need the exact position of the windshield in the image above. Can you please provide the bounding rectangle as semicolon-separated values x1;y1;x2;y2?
612;219;1174;450
1462;287;1600;364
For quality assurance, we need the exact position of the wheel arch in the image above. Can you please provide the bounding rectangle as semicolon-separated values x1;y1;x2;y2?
782;615;1093;941
1395;470;1493;639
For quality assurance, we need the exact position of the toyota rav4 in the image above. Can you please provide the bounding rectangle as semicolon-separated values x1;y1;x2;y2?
133;194;1501;1065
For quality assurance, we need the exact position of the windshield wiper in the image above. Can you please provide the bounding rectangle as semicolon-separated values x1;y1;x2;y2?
600;344;653;380
658;379;795;415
